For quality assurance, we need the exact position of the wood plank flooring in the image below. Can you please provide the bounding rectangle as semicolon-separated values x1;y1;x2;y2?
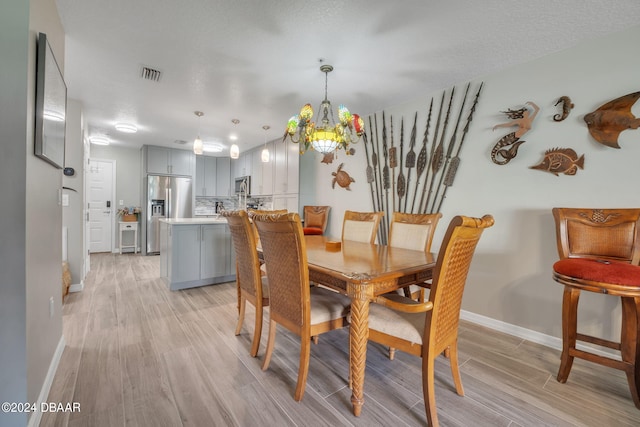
40;253;640;426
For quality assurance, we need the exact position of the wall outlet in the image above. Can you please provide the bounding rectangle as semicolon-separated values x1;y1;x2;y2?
49;296;54;318
119;200;124;206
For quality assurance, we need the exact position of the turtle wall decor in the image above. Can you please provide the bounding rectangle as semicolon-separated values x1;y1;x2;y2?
332;163;355;190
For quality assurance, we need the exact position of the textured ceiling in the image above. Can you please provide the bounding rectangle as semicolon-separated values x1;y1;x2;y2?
55;0;640;155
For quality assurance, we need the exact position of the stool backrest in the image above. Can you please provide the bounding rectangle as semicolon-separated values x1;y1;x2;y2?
552;208;640;264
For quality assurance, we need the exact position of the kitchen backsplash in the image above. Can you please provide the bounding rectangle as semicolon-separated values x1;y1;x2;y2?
194;196;273;215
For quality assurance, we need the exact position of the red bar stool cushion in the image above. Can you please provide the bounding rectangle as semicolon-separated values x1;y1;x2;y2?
303;227;323;235
553;258;640;286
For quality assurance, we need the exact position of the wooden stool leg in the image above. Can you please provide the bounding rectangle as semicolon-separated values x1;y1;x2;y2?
620;297;640;409
557;286;580;383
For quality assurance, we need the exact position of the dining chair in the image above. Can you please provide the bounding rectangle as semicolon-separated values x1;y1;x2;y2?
367;214;494;427
551;207;640;408
341;210;384;244
252;211;351;401
247;208;287;274
302;205;331;235
389;211;443;299
222;209;269;357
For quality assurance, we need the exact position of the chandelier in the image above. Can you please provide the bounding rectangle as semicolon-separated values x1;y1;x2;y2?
284;64;364;155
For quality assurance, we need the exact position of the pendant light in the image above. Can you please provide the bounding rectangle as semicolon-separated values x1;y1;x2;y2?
230;118;240;159
193;111;204;155
261;125;270;162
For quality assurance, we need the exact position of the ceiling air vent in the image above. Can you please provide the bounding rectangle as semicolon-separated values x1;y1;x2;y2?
174;139;187;145
140;66;162;82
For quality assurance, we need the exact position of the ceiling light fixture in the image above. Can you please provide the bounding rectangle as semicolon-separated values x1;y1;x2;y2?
114;123;138;133
261;125;270;163
193;111;204;155
90;136;110;146
202;143;224;153
284;64;364;157
230;119;240;159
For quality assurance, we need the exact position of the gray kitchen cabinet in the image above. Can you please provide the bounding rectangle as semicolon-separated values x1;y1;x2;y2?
201;224;230;278
160;220;235;291
215;157;231;196
195;156;217;196
273;139;299;195
144;145;194;176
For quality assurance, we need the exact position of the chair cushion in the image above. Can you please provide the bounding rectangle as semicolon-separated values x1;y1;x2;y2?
367;297;426;345
309;287;351;324
553;258;640;286
303;227;323;235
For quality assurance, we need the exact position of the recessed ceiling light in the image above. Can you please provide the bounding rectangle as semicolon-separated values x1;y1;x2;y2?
90;136;110;145
229;134;238;141
115;123;138;133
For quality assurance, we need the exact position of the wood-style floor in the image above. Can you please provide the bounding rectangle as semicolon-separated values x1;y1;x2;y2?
41;253;640;426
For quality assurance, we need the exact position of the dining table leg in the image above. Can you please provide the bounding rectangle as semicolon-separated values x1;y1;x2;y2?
347;280;373;416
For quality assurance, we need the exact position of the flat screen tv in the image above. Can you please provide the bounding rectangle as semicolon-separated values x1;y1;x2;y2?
34;32;67;169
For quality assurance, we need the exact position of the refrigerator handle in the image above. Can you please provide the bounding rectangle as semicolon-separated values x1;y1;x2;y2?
166;188;170;218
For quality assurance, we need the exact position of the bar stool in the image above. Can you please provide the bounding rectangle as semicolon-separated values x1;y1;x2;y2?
552;207;640;409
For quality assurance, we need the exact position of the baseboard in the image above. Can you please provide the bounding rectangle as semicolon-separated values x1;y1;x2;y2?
461;310;618;359
27;336;66;427
69;280;84;293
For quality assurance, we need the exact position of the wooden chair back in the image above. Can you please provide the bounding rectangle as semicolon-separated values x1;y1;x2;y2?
223;210;263;300
427;215;494;356
247;208;288;244
341;210;384;244
389;212;442;252
253;212;310;330
552;208;640;264
303;205;331;234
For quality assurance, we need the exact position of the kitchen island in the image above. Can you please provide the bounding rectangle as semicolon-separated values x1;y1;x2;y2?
159;217;235;291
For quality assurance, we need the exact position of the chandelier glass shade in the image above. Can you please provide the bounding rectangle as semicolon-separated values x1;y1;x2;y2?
284;65;364;155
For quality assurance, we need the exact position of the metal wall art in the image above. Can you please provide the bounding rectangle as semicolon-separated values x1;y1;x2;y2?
529;148;584;176
491;101;540;165
584;91;640;148
553;96;574;122
331;163;355;190
362;81;483;244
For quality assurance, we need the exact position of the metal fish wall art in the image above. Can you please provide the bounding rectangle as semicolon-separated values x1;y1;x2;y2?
584;91;640;148
529;148;584;176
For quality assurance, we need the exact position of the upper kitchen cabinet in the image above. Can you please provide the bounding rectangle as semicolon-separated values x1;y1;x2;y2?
231;151;252;179
251;143;274;196
273;140;299;195
215;157;231;197
143;145;195;176
195;156;217;197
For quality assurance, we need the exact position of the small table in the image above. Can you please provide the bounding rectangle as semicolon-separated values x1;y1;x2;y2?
119;221;138;254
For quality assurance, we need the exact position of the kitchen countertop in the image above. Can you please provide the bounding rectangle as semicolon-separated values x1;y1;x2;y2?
160;217;227;225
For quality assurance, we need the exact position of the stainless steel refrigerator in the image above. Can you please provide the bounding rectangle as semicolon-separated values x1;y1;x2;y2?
146;175;192;254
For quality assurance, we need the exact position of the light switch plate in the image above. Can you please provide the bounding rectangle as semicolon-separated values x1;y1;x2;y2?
119;200;124;206
62;194;69;206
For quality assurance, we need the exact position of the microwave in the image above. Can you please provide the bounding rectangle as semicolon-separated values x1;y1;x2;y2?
234;176;251;195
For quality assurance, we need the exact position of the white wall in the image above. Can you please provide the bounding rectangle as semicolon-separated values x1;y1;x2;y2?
63;99;85;285
26;0;66;417
311;25;640;341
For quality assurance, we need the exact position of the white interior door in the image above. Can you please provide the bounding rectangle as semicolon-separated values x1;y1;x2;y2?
88;159;115;253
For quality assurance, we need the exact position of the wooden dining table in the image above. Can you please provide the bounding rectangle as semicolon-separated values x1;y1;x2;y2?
303;235;436;416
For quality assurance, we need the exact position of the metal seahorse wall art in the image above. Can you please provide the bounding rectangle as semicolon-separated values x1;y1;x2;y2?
491;101;540;165
553;96;574;122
